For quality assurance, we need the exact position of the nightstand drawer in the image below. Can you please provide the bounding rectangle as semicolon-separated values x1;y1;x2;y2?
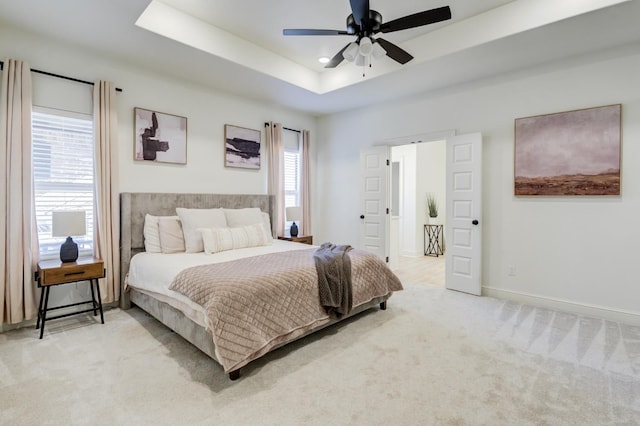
40;261;104;286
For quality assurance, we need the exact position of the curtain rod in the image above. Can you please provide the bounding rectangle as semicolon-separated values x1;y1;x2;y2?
264;122;300;133
0;60;123;93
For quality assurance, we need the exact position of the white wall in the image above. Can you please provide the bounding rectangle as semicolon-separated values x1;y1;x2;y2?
3;22;639;325
0;24;317;196
391;144;417;257
0;24;317;321
416;141;446;250
316;44;640;323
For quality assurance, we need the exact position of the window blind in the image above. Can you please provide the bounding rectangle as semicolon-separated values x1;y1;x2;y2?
284;150;300;208
32;109;95;259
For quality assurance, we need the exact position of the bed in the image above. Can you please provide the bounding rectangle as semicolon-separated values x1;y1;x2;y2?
119;192;402;380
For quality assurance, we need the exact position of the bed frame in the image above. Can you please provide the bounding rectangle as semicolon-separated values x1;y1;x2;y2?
119;192;389;380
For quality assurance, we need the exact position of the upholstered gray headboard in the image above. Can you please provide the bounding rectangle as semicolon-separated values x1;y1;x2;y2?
119;192;275;308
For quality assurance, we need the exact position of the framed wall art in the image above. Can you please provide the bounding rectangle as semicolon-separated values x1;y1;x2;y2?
224;124;261;169
134;107;187;164
514;104;621;196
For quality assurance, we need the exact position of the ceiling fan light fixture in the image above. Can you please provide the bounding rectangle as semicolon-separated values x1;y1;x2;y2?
358;37;373;56
372;42;386;59
318;56;330;64
355;54;366;66
343;42;359;62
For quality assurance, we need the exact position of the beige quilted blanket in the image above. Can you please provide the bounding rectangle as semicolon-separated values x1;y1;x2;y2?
168;248;403;372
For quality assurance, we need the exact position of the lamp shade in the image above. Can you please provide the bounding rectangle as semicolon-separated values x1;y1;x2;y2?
285;206;302;222
342;42;359;62
358;37;373;57
52;211;86;237
372;42;386;59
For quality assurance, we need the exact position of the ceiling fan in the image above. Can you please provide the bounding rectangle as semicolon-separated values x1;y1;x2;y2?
283;0;452;69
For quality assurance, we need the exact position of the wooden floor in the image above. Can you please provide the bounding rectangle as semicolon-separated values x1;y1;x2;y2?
391;255;445;287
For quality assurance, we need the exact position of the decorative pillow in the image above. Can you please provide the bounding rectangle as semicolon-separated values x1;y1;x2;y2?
143;214;179;253
200;223;270;254
223;208;273;242
176;208;227;253
200;228;234;254
158;217;185;254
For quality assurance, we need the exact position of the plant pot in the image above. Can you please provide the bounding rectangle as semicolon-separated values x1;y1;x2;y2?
428;216;439;224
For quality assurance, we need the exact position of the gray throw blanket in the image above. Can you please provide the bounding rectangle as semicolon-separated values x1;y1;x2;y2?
313;242;353;317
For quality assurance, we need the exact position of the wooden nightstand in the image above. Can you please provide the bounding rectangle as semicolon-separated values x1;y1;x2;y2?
278;235;313;245
35;256;105;339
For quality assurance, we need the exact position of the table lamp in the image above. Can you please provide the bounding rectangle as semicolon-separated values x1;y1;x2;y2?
52;211;86;263
285;206;302;237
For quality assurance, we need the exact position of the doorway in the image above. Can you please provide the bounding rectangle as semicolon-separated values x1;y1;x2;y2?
389;139;446;287
361;132;482;294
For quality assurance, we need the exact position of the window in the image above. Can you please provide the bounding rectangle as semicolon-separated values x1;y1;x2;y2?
32;108;95;259
284;150;300;207
283;129;302;226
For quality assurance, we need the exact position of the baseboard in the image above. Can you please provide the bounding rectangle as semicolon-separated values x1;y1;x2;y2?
483;286;640;326
0;318;37;333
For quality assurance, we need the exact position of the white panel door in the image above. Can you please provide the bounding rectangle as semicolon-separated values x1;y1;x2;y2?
359;146;389;261
445;133;482;295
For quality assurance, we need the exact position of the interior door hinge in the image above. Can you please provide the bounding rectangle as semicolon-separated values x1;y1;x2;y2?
386;159;390;166
386;256;389;263
386;208;389;214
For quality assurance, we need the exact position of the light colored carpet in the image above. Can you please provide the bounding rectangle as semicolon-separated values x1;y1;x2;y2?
1;282;639;425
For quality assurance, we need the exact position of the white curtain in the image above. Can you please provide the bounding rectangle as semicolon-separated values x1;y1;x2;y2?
0;59;39;325
266;122;284;237
93;81;119;304
301;130;311;235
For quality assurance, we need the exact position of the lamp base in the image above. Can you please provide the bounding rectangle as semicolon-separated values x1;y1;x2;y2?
60;237;79;263
290;222;299;237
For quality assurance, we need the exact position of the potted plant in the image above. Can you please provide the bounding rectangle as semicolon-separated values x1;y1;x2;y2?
426;193;438;223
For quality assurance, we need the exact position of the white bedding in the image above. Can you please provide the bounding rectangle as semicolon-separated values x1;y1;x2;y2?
126;240;314;328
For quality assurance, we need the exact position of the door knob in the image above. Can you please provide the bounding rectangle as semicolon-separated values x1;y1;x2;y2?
472;220;479;225
360;215;365;219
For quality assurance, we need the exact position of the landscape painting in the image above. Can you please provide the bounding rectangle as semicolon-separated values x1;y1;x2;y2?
225;124;261;169
134;107;187;164
514;104;621;196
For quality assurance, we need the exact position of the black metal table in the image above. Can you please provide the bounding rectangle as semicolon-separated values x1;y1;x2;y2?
424;224;444;257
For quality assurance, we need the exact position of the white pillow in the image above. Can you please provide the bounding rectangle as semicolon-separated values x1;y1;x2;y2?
200;227;234;254
261;212;274;241
223;207;262;227
200;223;270;254
223;208;273;242
176;208;227;253
158;217;185;254
143;214;179;253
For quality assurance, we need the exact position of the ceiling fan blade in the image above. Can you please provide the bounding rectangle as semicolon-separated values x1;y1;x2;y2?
283;29;349;36
324;43;352;68
379;6;451;33
375;38;413;64
349;0;370;27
